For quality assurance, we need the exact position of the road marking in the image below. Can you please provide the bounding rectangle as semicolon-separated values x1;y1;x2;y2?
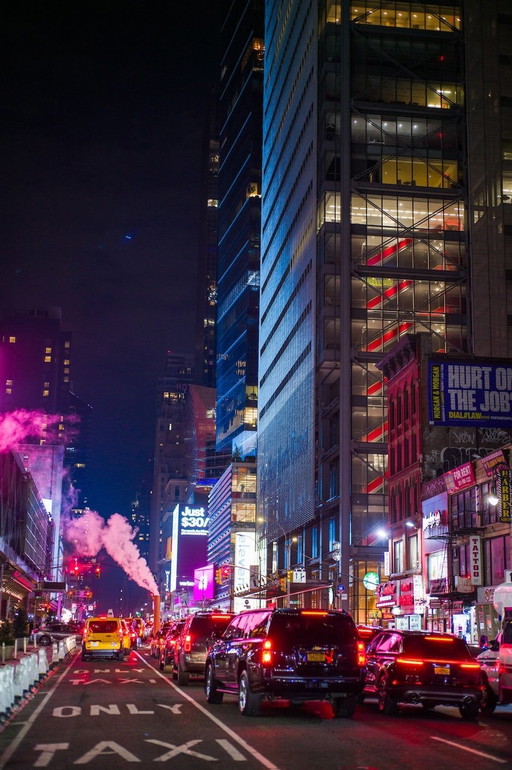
145;738;216;762
33;743;69;768
216;739;246;761
431;736;508;764
135;652;281;770
0;656;77;770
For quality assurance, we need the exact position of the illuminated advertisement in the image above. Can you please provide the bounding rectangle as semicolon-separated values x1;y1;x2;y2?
170;505;209;592
428;359;512;427
194;564;214;602
233;531;259;612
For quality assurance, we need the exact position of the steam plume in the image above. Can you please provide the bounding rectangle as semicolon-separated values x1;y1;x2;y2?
64;508;158;595
0;409;62;452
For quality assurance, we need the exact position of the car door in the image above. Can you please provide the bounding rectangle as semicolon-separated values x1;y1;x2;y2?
213;615;247;688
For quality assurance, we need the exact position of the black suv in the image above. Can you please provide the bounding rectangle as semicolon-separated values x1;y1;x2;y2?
159;619;185;670
363;629;484;719
204;608;366;717
172;611;234;685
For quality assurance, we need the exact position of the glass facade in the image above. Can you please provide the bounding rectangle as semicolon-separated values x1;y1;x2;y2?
260;0;466;621
215;3;264;452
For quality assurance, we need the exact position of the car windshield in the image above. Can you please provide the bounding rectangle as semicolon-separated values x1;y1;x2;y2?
403;635;472;659
88;620;118;634
269;613;357;646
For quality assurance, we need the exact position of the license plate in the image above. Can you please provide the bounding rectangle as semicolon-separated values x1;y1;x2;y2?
434;666;450;675
90;641;99;647
307;652;325;662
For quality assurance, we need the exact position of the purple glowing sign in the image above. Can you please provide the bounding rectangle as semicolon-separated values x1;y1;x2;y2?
194;564;214;601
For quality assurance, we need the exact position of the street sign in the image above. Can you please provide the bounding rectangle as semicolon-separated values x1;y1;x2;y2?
337;584;345;593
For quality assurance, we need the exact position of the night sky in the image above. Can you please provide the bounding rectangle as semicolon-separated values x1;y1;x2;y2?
1;2;221;526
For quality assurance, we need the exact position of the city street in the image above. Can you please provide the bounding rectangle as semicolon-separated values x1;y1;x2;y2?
1;646;512;769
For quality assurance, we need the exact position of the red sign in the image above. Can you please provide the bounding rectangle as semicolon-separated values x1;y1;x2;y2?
444;462;475;494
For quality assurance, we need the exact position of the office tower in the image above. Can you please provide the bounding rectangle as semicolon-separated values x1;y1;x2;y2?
194;109;220;389
215;0;264;457
465;1;512;357
149;351;194;574
259;2;467;619
0;307;92;513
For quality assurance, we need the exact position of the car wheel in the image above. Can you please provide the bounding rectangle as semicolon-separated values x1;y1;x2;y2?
377;674;398;715
159;658;165;671
176;664;190;686
81;652;89;661
238;671;262;716
481;683;498;715
459;699;480;720
117;650;124;662
38;635;52;646
205;663;223;704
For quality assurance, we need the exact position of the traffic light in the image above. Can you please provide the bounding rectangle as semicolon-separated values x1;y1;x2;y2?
94;565;101;578
215;568;223;585
279;577;287;592
221;566;231;581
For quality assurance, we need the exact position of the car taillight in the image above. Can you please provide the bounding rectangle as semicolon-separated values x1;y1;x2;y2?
357;641;367;667
396;658;424;666
261;639;272;665
184;634;192;653
460;662;481;670
301;610;328;616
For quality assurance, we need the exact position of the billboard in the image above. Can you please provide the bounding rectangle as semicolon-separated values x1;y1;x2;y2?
170;505;209;592
194;564;215;602
428;360;512;427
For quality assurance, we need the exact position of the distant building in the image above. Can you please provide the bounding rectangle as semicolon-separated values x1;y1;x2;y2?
149;351;194;576
0;307;92;513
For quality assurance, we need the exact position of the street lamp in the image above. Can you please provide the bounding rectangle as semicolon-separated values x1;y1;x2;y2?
285;536;298;608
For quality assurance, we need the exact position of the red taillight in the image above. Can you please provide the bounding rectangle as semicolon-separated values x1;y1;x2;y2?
211;614;232;619
184;634;192;653
460;662;481;670
396;658;424;666
424;636;454;643
301;610;328;616
357;641;367;667
261;639;272;664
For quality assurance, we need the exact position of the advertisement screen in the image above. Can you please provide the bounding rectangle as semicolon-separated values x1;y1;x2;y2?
428;360;512;427
170;505;209;591
194;564;214;601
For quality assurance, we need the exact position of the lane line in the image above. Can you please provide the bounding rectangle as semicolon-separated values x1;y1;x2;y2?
0;655;78;770
136;651;281;770
431;736;508;764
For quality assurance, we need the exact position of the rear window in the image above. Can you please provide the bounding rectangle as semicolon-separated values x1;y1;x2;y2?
88;620;119;634
191;615;233;636
269;613;358;646
403;635;472;659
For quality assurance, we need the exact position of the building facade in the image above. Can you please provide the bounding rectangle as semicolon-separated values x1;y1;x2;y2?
258;1;468;620
215;0;264;456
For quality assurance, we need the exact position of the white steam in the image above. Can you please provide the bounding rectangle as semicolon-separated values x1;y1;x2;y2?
64;509;158;595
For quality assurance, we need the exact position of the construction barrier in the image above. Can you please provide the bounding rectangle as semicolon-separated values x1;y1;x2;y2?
0;635;77;722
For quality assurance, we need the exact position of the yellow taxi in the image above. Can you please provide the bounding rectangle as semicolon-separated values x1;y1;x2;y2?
82;616;127;661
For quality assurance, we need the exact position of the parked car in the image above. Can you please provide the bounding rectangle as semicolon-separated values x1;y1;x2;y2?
204;607;366;717
357;624;383;647
476;636;512;713
33;622;82;646
362;629;484;719
159;620;185;670
81;616;126;661
173;611;235;685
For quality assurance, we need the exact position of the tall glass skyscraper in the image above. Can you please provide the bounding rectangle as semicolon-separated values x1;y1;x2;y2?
215;0;264;457
259;1;467;619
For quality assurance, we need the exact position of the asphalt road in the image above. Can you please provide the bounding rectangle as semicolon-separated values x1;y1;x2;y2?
1;645;512;769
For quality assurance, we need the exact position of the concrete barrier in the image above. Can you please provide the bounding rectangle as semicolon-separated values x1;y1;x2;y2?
0;635;77;721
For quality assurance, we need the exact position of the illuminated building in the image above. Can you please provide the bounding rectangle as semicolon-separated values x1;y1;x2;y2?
258;2;469;620
149;351;194;575
215;0;263;457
